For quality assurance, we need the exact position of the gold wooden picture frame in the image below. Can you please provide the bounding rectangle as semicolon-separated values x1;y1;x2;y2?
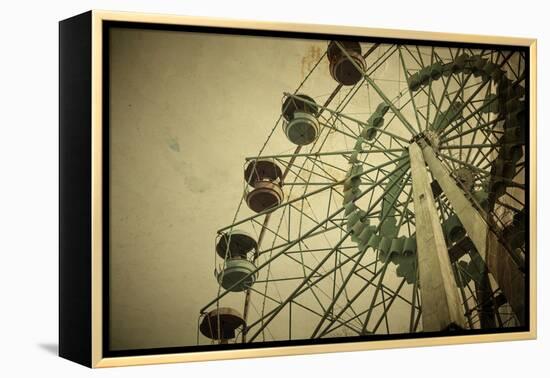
59;10;537;368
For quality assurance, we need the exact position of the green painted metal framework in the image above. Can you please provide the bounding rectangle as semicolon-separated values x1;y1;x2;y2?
198;41;527;344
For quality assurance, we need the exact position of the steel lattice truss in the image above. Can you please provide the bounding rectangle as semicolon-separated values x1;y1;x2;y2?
198;41;527;345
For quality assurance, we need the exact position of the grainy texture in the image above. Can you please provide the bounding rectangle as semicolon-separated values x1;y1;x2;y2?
108;27;335;350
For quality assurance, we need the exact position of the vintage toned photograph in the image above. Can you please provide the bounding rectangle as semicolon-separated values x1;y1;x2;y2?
105;23;529;354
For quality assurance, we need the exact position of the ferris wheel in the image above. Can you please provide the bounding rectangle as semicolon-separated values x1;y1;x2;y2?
197;40;527;344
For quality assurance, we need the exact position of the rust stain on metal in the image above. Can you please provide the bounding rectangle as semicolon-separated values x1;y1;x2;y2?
301;45;322;78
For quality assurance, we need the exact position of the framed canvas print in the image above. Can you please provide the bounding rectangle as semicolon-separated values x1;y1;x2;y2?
59;10;537;368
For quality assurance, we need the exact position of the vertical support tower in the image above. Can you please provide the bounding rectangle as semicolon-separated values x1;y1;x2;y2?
409;141;466;331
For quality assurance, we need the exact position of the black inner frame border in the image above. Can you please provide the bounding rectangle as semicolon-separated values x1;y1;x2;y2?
101;20;531;358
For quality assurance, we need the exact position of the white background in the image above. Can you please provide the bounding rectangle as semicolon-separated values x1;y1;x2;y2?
0;0;547;376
